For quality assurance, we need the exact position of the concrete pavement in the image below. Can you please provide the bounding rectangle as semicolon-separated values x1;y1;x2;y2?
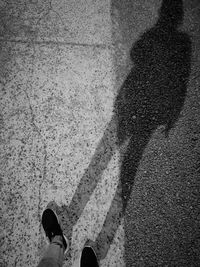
0;0;200;266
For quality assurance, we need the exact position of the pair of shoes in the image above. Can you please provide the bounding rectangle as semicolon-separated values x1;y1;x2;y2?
42;209;99;266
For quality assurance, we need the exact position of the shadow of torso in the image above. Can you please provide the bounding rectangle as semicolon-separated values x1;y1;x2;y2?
115;25;191;144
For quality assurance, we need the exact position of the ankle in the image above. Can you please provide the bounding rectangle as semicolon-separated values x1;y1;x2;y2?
51;235;65;250
51;235;63;245
52;235;68;251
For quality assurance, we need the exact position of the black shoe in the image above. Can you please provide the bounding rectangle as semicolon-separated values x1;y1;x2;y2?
80;246;99;267
42;208;69;254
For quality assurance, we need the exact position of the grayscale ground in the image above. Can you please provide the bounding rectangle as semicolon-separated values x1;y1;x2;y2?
0;0;200;266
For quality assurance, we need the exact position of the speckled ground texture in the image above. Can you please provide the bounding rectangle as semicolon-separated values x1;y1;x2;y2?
0;0;200;267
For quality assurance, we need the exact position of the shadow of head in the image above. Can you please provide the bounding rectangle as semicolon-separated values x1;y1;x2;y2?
157;0;184;29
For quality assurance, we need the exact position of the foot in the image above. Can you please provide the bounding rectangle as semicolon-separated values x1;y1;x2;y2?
81;243;99;267
42;208;69;254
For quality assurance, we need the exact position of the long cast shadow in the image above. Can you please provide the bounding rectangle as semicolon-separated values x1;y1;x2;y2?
47;0;191;262
94;0;191;261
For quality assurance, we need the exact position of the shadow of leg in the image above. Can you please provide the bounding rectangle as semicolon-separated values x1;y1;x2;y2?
66;116;118;225
45;115;118;257
93;181;123;261
92;124;155;261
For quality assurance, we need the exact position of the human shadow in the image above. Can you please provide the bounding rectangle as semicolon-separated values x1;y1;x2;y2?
47;0;191;262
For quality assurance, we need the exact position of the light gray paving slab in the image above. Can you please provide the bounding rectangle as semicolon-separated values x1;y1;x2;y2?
0;0;112;45
0;40;124;266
